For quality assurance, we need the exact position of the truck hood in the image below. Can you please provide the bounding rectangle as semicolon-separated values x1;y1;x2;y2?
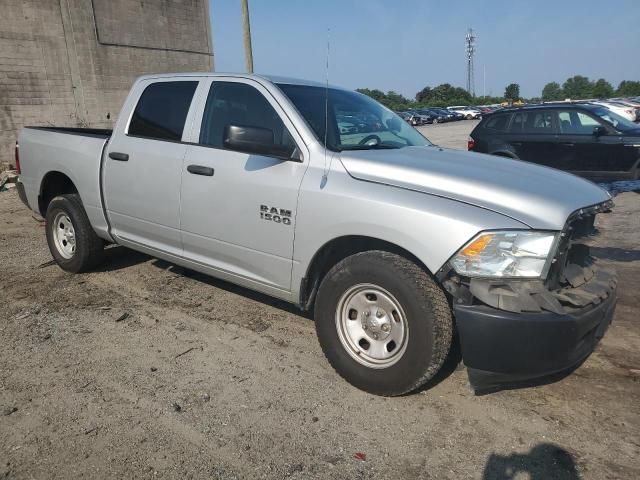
339;146;610;229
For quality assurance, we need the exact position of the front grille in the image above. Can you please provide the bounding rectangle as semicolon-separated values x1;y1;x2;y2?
546;200;614;292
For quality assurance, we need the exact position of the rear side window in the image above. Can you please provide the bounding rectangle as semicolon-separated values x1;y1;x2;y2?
484;114;509;132
509;112;528;133
199;82;294;150
128;81;198;141
509;111;554;133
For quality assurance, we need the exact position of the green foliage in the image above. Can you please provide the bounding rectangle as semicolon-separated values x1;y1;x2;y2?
356;88;411;111
542;82;564;101
616;80;640;97
592;79;614;99
562;75;593;99
504;83;520;100
541;76;640;100
358;84;507;111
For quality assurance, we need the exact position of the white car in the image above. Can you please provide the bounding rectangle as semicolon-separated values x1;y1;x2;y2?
447;106;481;119
592;101;637;122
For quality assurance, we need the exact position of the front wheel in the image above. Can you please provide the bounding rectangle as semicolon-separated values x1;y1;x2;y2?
314;251;453;396
45;194;105;273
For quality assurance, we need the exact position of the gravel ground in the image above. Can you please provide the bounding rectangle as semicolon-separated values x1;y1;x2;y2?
0;121;639;479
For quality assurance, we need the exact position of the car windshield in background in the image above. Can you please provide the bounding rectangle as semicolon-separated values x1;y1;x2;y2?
589;106;638;132
277;84;431;151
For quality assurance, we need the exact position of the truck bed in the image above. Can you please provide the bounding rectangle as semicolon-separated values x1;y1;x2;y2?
18;126;112;240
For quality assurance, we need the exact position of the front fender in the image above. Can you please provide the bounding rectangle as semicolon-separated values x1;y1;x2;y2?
291;165;528;299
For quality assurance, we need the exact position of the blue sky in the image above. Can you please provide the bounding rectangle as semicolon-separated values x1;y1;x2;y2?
209;0;640;99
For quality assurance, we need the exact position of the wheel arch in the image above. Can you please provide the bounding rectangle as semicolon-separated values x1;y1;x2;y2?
491;150;519;159
38;171;80;216
298;235;434;311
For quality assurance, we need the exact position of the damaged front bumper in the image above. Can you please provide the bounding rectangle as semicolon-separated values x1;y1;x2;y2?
442;201;617;393
454;266;617;393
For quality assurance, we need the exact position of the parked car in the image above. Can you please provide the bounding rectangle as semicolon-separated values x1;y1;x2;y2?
608;99;640;121
430;107;456;122
418;108;446;124
592;101;637;122
448;106;482;119
406;109;431;125
16;73;616;395
469;103;640;180
397;111;420;126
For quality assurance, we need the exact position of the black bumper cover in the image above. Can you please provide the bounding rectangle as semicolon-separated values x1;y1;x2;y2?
454;286;616;393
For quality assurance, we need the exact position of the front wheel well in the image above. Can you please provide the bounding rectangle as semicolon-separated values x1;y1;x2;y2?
299;235;432;311
38;171;78;216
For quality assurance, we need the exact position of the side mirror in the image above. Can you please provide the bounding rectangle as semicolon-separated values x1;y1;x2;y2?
223;125;300;161
592;125;607;137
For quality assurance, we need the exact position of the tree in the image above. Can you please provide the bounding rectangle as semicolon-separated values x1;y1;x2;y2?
591;79;614;99
415;86;432;103
504;83;520;100
542;82;564;101
616;80;640;97
562;75;593;99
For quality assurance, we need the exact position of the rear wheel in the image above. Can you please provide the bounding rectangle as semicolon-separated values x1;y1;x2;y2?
314;251;453;396
46;194;104;273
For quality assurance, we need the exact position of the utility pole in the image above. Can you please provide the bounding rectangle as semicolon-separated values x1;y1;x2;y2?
241;0;254;73
465;28;476;96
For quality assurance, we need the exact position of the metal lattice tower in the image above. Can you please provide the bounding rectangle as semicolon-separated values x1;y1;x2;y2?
465;28;476;96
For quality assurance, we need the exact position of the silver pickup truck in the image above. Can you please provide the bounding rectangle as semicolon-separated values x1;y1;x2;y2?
15;73;617;395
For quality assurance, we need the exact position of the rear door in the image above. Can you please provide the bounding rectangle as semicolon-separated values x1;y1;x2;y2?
553;108;628;178
103;78;200;256
507;110;558;166
179;78;308;293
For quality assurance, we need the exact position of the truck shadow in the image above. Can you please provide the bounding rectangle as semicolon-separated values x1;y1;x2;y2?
483;443;581;480
98;245;151;271
590;246;640;262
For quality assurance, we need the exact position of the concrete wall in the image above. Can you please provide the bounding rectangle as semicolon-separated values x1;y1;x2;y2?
0;0;213;169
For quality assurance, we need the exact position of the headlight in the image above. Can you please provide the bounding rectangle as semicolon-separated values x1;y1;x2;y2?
451;230;558;278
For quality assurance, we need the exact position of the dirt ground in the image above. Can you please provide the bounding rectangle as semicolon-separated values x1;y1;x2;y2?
1;184;639;479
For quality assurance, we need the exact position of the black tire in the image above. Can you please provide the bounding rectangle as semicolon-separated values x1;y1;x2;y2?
45;194;104;273
314;251;453;396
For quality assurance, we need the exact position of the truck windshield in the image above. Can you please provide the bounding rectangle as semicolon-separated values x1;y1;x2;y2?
277;83;431;151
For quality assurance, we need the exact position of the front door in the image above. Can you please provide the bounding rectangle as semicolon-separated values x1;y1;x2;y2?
179;79;308;293
554;109;627;178
103;79;200;256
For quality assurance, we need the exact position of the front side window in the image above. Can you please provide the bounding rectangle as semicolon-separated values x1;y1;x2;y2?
128;81;198;141
199;82;295;151
557;110;601;134
277;84;430;151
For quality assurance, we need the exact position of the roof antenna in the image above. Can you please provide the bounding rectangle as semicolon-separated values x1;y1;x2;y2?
320;28;330;189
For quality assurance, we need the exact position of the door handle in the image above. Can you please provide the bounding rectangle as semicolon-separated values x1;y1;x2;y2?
109;152;129;161
187;165;215;176
560;143;575;147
